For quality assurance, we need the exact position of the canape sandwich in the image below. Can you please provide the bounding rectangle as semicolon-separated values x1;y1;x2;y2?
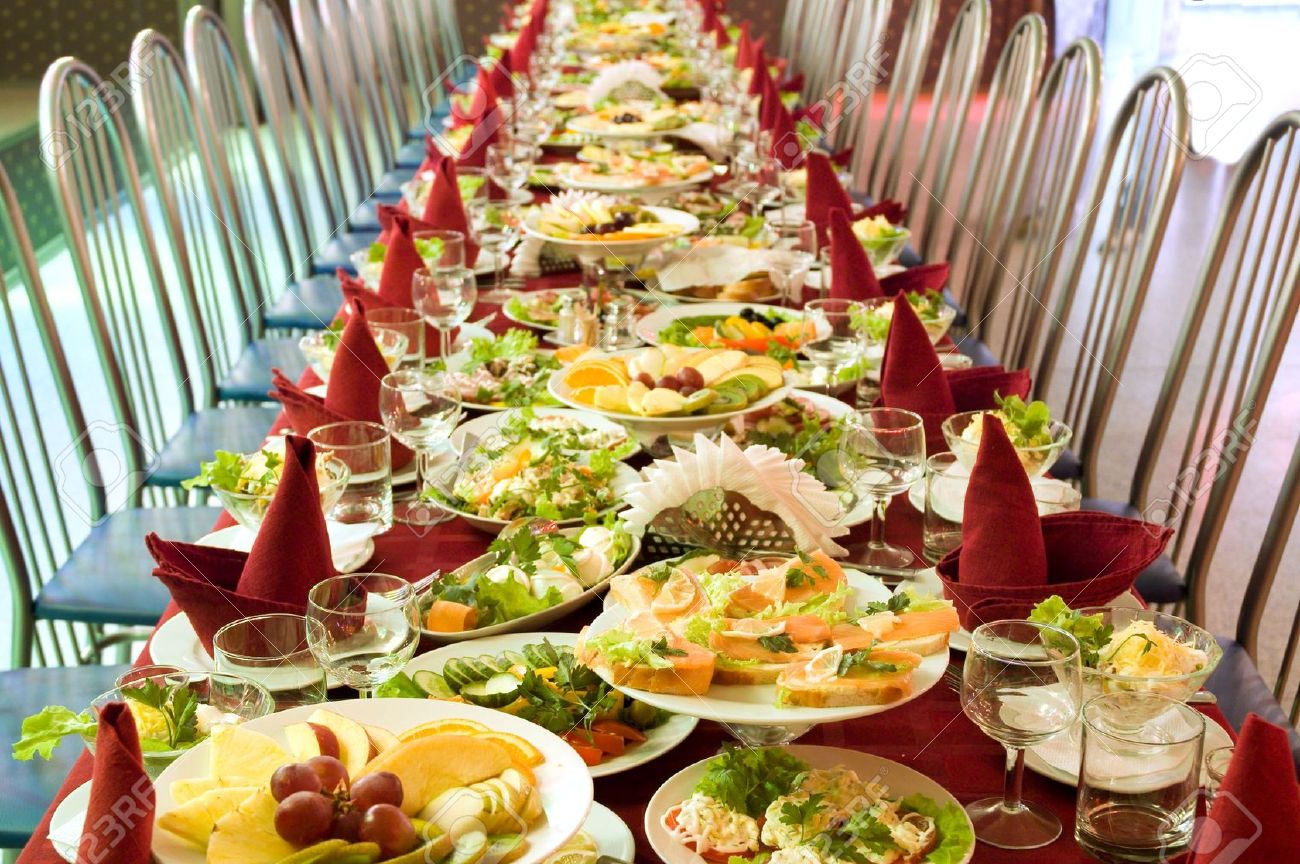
576;626;715;695
777;645;924;708
831;591;961;657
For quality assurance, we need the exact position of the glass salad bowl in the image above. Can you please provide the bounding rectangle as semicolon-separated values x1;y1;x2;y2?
298;325;409;384
213;455;351;532
89;671;275;778
941;410;1072;478
861;225;911;269
858;295;958;347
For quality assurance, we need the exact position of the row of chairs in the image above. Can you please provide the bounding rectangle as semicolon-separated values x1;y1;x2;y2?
782;3;1300;744
0;0;466;847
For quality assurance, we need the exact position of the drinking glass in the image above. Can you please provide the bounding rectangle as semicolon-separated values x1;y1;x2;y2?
767;218;817;304
413;229;465;271
1076;693;1205;862
467;197;520;303
412;265;477;358
305;573;419;698
365;306;425;369
802;298;866;387
116;665;185;687
1203;745;1234;805
835;407;926;575
962;620;1083;850
307;421;393;532
922;452;965;564
213;614;328;709
733;149;781;214
487;140;535;193
379;370;462;527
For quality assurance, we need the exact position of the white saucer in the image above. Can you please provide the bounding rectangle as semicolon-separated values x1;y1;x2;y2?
196;521;377;573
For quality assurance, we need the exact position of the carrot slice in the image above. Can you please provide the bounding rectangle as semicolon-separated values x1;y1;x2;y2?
591;720;648;743
424;600;477;632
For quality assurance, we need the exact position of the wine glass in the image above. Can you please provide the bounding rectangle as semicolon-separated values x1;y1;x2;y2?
413;229;465;271
733;149;781;215
766;217;817;304
379;370;462;527
801;298;866;390
486;140;535;193
467;197;520;303
411;265;477;358
305;573;420;698
835;407;926;575
962;620;1083;849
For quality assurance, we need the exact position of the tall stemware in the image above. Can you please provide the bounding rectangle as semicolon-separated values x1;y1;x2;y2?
835;407;926;576
305;573;419;698
412;265;477;359
379;370;461;527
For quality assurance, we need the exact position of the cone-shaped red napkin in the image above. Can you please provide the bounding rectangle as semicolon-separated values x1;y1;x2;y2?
808;160;856;246
713;19;730;47
459;101;505;171
423;153;480;265
828;207;883;300
416;136;443;176
748;48;769;97
271;366;413;468
149;436;337;650
863;198;907;224
781;72;805;93
1193;714;1300;863
79;702;154;864
735;22;755;69
378;212;430;307
488;51;514;99
452;65;497;129
323;301;390;419
376;202;401;246
338;270;440;352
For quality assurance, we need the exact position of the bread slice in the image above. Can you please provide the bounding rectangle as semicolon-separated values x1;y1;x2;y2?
776;648;924;708
577;632;716;696
878;630;951;657
711;660;789;685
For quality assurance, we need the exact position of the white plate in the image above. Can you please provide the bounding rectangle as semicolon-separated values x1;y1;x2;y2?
406;632;699;776
501;288;585;331
645;744;975;864
150;699;593;864
522;206;700;262
588;571;947;727
450;407;640;461
566;114;694;140
583;802;637;860
417;530;642;643
634;301;799;347
47;781;89;862
905;461;1082;519
443;345;560;413
196;522;377;573
556;167;714;196
437;461;641;533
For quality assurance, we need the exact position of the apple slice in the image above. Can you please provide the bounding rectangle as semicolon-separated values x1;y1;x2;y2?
208;725;292;788
364;724;400;756
284;722;341;761
306;709;372;779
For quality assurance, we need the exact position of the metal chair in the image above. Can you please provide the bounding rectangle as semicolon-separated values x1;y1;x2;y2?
433;0;466;67
935;12;1046;304
350;0;425;167
851;0;940;202
40;57;281;489
389;0;447;136
184;5;343;330
960;37;1102;360
129;30;306;403
0;156;217;667
812;0;893;156
904;0;991;263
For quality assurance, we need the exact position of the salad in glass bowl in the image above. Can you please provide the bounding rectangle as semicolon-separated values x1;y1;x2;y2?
13;670;274;779
857;290;957;346
852;213;912;268
942;393;1073;477
298;321;408;383
182;439;351;531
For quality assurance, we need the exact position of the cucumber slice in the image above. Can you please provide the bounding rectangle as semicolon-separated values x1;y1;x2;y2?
441;659;476;692
522;644;550;668
413;670;454;699
477;654;509;676
465;658;498;681
500;650;528;669
460;673;523;709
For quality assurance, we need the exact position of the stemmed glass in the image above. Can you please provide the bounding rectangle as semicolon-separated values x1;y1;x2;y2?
766;217;817;304
306;573;420;698
835;407;926;575
733;149;782;215
413;229;466;271
962;620;1083;849
467;197;520;303
412;265;477;359
379;370;462;527
801;299;867;391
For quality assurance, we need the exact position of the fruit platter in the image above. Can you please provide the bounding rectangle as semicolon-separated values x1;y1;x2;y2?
394;632;700;778
555;150;714;196
150;699;592;864
636;302;809;357
567;102;692;137
522;192;699;261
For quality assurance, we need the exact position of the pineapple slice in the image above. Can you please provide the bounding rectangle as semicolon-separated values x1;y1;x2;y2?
206;790;298;864
157;786;258;849
209;724;292;787
168;776;220;805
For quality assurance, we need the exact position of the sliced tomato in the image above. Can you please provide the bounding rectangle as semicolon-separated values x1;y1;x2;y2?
591;719;648;743
563;736;604;766
662;805;753;863
567;728;625;755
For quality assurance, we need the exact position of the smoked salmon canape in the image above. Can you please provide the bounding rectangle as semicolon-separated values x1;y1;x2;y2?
777;644;924;708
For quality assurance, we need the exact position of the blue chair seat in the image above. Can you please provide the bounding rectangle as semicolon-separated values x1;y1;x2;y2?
373;169;416;204
0;664;132;849
311;231;379;276
955;336;1001;368
1080;496;1186;603
349;202;386;234
395;138;427;169
263;276;345;330
1207;636;1300;772
217;338;307;403
35;506;225;627
1050;446;1082;481
147;405;284;487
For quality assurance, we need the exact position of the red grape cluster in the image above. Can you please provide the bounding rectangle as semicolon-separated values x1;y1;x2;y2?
271;757;417;858
634;365;705;396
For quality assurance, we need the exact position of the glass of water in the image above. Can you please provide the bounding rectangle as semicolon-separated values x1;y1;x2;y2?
963;620;1083;850
379;370;462;527
835;407;926;576
922;452;965;564
307;421;393;533
365;307;426;369
1076;693;1205;862
412;265;477;358
467;197;519;303
802;298;866;389
413;229;466;271
305;573;420;698
213;614;327;709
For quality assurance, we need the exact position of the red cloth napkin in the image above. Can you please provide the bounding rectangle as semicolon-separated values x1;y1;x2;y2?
338;270;441;354
806;155;855;245
423;153;480;266
735;22;755;69
459;101;505;170
827;208;949;301
488;50;514;99
78;702;154;864
713;20;730;47
452;64;497;129
378;212;432;306
863;198;907;225
748;47;770;97
323;301;391;419
1193;714;1300;862
149;436;337;651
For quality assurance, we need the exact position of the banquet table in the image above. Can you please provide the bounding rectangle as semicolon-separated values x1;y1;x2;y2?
14;286;1231;863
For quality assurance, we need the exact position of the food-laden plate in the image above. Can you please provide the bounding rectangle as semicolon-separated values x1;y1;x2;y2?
646;745;975;864
635;302;805;355
450;408;640;461
440;329;562;412
413;520;641;640
502;288;586;331
522;195;699;261
150;699;592;864
400;632;699;777
566;103;692;138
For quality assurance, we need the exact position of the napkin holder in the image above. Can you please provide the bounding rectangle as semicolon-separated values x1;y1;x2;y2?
643;487;797;559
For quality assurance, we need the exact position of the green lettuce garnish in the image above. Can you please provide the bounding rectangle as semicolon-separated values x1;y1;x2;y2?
900;795;975;864
582;629;679;670
1028;594;1112;666
695;745;809;818
12;706;97;761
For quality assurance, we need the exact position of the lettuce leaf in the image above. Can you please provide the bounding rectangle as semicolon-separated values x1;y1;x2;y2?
900;795;974;864
695;745;809;818
582;629;674;669
681;615;719;647
375;672;426;699
473;577;563;627
761;582;851;624
12;706;98;761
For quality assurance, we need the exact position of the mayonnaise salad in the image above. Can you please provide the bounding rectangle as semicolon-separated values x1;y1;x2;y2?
1096;619;1209;679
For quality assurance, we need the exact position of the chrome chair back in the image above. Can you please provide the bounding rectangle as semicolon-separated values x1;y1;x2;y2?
387;0;437;132
356;0;411;152
779;0;804;69
322;0;399;178
907;0;991;261
434;0;465;67
812;0;891;153
852;0;940;200
962;37;1102;354
938;12;1046;301
1034;68;1189;489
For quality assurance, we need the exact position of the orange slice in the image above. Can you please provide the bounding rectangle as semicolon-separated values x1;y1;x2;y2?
397;719;489;742
474;731;544;767
555;343;593;363
564;362;629;389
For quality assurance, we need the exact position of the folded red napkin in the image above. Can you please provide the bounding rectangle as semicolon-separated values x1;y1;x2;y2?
452;64;497;129
827;208;949;301
806;155;855;245
864;198;907;224
339;269;440;353
79;702;154;864
149;435;337;650
423;153;480;266
713;19;730;47
377;212;428;308
323;300;391;418
459;99;505;170
488;50;514;99
735;22;755;69
935;418;1171;627
781;72;805;94
748;49;769;97
1193;714;1300;862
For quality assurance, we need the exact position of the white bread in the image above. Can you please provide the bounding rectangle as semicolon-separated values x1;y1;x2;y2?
711;660;790;686
776;672;914;708
591;655;715;695
876;630;951;657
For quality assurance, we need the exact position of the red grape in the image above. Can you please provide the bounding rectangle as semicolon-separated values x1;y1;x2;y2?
350;772;404;812
274;791;335;846
656;375;681;391
359;804;418;858
271;763;323;802
635;372;655;388
305;755;349;793
679;385;696;397
330;809;363;843
676;367;704;389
